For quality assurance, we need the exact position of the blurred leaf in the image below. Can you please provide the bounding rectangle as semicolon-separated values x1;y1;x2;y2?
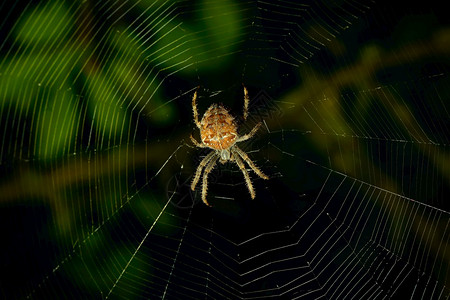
147;96;177;126
0;49;80;161
37;90;78;160
135;195;180;236
86;73;129;142
360;44;382;68
109;30;177;126
0;47;80;89
15;2;73;46
109;27;144;60
0;74;41;106
147;20;196;75
201;0;241;49
148;0;242;75
136;0;177;12
63;231;152;296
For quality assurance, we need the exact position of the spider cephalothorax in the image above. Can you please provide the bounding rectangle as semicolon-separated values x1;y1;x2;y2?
190;85;269;206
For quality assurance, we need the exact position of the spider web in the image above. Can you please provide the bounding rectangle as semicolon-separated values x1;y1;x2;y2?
0;0;449;299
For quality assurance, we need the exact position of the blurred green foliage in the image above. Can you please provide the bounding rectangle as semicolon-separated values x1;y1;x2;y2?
86;72;129;140
15;1;73;46
147;0;242;74
37;90;78;159
0;0;246;162
0;0;449;298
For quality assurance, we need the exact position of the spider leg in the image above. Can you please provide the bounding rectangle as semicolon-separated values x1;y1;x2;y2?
191;151;215;193
233;145;269;180
201;155;219;206
231;148;255;199
190;134;206;148
242;84;249;121
192;86;201;129
236;122;262;143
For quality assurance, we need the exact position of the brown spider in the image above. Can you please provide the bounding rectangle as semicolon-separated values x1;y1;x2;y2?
190;85;269;206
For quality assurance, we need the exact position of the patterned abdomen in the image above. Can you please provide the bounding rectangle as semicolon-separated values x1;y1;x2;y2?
200;104;237;150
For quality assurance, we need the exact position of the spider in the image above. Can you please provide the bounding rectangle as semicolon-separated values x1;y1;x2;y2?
190;85;269;206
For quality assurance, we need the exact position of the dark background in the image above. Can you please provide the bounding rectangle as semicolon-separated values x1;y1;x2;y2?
0;0;449;298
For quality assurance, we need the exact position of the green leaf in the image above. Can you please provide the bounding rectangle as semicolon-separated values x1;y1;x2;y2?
86;73;129;144
0;73;41;107
37;90;78;160
15;2;73;46
147;20;196;75
107;28;178;127
147;0;243;75
0;48;79;89
201;0;242;50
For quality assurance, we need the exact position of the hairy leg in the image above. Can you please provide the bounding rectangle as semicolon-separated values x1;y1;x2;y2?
190;135;206;148
192;86;201;129
233;145;269;180
201;155;219;206
236;122;262;143
232;149;255;199
191;151;215;192
242;84;249;121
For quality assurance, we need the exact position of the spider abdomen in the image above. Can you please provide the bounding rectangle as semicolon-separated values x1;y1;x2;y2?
200;104;237;150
